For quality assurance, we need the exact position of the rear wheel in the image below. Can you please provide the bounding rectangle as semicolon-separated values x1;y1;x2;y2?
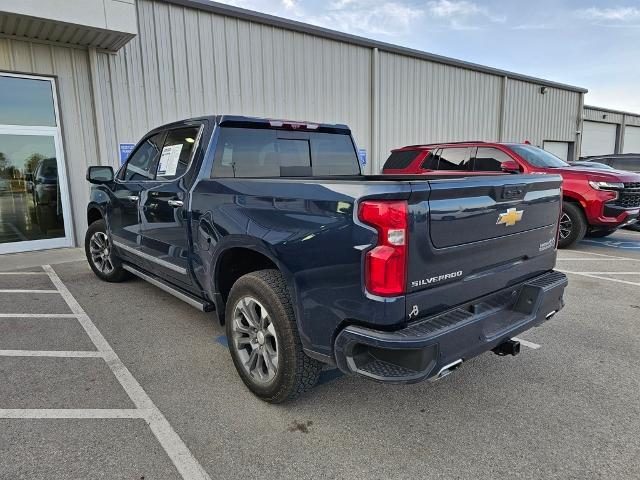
225;269;322;403
625;222;640;232
558;202;587;248
85;219;129;282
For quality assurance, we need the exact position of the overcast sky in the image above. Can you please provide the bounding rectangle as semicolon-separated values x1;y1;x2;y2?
215;0;640;112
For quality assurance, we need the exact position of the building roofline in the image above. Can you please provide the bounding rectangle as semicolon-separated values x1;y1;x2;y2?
160;0;588;94
584;104;640;118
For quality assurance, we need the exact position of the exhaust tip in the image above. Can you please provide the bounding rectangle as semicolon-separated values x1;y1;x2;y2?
430;359;463;382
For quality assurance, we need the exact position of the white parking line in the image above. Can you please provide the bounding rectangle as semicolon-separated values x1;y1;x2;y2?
0;408;146;419
0;350;102;357
558;269;640;287
558;272;640;275
557;258;635;261
41;265;212;480
0;289;59;293
562;250;640;261
0;313;77;318
0;272;48;275
512;337;541;350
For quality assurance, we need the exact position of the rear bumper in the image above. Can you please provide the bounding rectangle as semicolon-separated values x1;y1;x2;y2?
333;270;567;383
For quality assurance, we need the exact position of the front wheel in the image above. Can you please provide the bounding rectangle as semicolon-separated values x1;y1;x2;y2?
558;202;587;248
225;269;322;403
85;219;129;282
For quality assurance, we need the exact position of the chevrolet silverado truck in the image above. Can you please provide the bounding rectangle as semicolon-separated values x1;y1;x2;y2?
382;142;640;247
85;116;567;403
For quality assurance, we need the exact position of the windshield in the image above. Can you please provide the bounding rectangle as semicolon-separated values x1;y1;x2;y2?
509;144;569;168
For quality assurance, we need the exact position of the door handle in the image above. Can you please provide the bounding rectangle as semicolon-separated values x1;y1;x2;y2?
168;199;184;208
127;195;139;202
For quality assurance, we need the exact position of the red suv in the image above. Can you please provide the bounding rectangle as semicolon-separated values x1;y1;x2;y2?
382;142;640;248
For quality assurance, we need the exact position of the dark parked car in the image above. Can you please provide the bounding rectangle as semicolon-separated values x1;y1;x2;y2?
85;116;567;402
31;157;62;233
569;161;614;170
580;154;640;173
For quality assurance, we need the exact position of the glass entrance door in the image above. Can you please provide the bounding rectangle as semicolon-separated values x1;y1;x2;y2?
0;74;73;254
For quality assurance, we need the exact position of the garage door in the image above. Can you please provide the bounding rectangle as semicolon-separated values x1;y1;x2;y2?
581;121;617;157
623;126;640;153
543;141;569;161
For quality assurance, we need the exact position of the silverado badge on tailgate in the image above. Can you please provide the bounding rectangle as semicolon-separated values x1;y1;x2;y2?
496;208;524;227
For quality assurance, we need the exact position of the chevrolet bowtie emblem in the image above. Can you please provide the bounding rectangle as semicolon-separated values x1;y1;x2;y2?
497;208;523;226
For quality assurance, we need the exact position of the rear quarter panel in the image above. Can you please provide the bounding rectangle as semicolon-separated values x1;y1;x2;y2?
190;178;412;357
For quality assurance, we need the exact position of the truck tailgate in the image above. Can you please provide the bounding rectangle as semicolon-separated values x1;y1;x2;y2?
405;174;562;319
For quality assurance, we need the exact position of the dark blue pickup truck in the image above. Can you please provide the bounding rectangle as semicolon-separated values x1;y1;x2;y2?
85;115;567;402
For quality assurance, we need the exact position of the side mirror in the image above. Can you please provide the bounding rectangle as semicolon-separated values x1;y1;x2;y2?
501;160;521;174
86;166;114;184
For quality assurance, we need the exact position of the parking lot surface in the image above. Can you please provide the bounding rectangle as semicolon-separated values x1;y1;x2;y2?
1;230;639;479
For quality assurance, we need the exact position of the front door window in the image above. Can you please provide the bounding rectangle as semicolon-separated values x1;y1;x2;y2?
0;73;72;254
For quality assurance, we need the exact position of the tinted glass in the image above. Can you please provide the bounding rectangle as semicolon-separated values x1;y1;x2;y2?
0;76;56;126
383;150;419;170
310;133;359;175
213;128;359;177
611;158;640;172
0;134;65;244
473;147;514;171
121;132;165;181
155;126;200;180
421;151;439;170
437;148;472;171
509;144;569;168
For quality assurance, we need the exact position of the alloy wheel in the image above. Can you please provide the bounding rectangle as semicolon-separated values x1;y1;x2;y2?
559;212;572;240
231;296;279;383
89;231;115;275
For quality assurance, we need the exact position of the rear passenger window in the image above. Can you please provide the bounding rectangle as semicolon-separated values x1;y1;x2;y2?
473;147;513;172
420;151;439;170
437;148;472;171
383;150;419;170
154;126;201;180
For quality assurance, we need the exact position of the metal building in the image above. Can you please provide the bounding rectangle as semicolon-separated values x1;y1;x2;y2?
0;0;588;254
581;105;640;157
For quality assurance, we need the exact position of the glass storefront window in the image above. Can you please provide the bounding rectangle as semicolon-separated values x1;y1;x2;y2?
0;73;71;254
0;134;65;244
0;75;56;127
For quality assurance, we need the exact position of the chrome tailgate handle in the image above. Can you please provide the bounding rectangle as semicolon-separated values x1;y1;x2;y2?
127;195;139;202
168;199;184;208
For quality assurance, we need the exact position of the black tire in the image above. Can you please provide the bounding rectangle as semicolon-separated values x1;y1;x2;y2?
625;222;640;232
558;202;588;248
225;269;322;403
85;219;130;282
586;228;617;238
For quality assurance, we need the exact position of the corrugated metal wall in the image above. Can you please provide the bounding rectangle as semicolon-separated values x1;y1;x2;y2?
96;0;372;170
97;0;583;174
0;38;98;245
583;107;624;125
503;79;581;145
375;51;502;167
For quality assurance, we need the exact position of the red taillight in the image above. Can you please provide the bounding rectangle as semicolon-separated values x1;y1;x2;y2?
358;200;408;296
